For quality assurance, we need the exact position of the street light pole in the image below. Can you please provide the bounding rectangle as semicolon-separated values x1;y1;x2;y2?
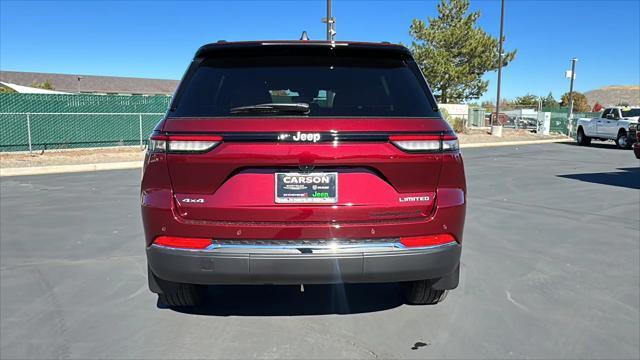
327;0;332;41
492;0;505;137
77;76;83;94
324;0;335;41
567;58;577;136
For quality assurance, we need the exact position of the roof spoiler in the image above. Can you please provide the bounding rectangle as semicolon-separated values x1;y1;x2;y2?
194;41;410;59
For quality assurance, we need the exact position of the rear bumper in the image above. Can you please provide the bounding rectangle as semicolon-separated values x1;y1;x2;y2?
147;241;461;286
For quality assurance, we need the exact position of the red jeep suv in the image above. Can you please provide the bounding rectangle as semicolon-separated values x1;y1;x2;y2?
141;40;466;307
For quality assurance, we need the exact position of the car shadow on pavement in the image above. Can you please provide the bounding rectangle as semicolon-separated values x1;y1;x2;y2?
560;141;625;149
557;167;640;190
163;283;406;316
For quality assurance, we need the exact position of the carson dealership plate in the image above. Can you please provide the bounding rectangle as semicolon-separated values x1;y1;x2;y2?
275;172;338;204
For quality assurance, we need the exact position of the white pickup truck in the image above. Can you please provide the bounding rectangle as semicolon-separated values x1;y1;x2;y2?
576;107;639;148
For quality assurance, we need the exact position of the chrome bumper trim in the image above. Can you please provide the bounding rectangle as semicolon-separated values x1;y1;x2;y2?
150;241;458;254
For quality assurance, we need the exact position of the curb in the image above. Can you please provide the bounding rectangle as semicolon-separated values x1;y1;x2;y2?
460;137;572;149
0;161;142;177
1;138;573;177
0;145;144;156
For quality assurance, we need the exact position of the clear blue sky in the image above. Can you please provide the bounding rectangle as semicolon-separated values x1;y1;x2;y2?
1;0;639;102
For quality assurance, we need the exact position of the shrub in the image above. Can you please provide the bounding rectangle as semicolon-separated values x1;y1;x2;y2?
451;117;465;133
439;108;466;133
440;107;452;122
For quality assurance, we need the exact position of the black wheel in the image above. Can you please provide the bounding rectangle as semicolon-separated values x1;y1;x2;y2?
615;130;631;149
402;280;448;305
158;283;205;307
576;128;591;146
149;268;205;307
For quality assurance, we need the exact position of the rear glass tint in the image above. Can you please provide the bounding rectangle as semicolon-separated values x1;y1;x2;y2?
171;53;438;118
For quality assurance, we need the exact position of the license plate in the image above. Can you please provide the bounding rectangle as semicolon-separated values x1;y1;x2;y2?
275;172;338;204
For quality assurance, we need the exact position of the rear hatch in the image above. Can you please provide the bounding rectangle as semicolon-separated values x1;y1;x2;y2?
158;42;454;224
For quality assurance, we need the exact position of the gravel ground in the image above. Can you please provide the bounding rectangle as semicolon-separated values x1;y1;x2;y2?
1;143;638;359
0;146;145;168
457;128;567;144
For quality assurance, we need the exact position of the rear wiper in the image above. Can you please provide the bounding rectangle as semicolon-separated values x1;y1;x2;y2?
230;103;310;115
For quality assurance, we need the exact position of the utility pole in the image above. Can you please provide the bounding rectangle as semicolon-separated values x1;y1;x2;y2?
323;0;336;41
566;58;578;136
492;0;505;137
77;76;83;94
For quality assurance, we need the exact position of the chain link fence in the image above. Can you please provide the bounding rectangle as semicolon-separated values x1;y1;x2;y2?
544;108;601;136
0;94;170;152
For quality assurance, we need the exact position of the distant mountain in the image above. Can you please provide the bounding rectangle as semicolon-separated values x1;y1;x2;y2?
584;85;640;107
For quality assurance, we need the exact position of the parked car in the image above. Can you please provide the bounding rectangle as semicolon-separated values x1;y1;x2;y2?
634;129;640;159
141;40;467;307
576;107;639;148
487;112;509;126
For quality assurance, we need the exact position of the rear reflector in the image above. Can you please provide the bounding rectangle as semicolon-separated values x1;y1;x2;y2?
400;234;456;248
149;134;222;153
153;236;211;249
390;134;458;152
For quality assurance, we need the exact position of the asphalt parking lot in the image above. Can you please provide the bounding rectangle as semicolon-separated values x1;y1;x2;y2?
1;142;638;359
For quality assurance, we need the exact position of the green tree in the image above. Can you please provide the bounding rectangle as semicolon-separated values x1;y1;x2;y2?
617;101;630;107
481;100;495;112
560;92;590;112
513;94;539;107
541;92;559;109
31;80;55;90
410;0;516;103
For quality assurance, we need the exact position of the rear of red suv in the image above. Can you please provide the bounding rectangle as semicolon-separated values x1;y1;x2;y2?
142;41;466;307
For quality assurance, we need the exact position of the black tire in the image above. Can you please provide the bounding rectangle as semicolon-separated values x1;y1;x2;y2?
402;280;448;305
576;128;591;146
615;130;631;149
149;268;206;307
158;283;206;307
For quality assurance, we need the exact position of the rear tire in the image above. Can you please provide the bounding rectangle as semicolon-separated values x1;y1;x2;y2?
576;128;591;146
615;130;631;149
158;283;206;307
149;267;206;307
402;280;448;305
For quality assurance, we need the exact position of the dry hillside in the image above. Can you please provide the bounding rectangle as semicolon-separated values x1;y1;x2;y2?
584;85;640;107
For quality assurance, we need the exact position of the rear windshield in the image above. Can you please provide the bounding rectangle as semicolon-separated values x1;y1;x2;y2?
170;53;438;118
621;108;640;118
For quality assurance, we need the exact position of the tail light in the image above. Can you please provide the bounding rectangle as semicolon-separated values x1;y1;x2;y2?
149;134;222;153
148;135;167;152
153;236;212;249
390;134;459;153
400;233;457;248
